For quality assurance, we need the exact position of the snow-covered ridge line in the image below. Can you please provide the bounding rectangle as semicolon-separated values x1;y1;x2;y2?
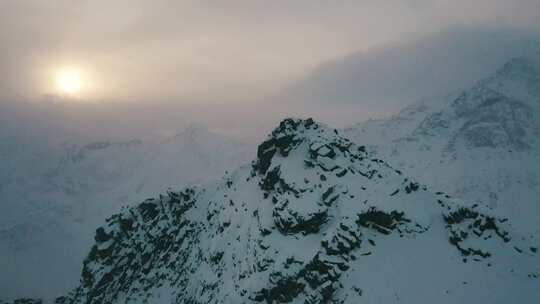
8;118;535;304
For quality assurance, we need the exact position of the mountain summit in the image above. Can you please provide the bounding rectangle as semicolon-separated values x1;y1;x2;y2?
344;55;540;238
39;118;538;304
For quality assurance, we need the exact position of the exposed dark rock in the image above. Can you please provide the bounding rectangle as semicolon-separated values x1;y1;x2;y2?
357;208;409;235
321;186;339;206
94;227;113;243
138;201;160;221
253;118;315;174
260;166;282;191
253;274;305;303
322;223;362;256
273;202;328;235
405;182;420;193
443;206;511;259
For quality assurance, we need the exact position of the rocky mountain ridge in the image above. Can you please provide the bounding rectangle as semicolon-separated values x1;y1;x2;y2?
16;118;537;304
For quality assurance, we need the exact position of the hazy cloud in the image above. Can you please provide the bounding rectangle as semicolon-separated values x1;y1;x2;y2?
283;26;540;120
1;0;539;103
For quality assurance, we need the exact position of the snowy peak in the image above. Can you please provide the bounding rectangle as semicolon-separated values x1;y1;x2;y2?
405;55;540;152
485;53;540;101
253;118;319;175
53;118;538;304
449;90;535;150
341;57;540;260
253;118;353;175
162;123;248;159
171;123;211;142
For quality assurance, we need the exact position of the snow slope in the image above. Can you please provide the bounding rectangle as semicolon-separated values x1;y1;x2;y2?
344;54;540;240
0;125;252;300
23;118;538;304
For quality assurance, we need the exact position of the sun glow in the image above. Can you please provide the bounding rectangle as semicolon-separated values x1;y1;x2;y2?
56;68;82;95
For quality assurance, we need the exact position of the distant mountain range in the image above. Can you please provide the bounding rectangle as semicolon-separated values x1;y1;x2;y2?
0;125;251;300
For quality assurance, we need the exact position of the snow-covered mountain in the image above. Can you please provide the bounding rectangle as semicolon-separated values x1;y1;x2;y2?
344;54;540;239
0;125;252;300
14;118;537;303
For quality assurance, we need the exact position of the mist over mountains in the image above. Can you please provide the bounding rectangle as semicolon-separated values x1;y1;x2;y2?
1;24;540;303
283;26;540;118
0;123;252;299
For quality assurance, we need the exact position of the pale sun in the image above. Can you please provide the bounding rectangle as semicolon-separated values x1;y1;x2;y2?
56;68;82;95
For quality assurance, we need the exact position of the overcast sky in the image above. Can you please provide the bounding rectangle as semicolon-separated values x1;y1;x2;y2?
1;0;539;103
3;2;540;299
0;1;539;142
